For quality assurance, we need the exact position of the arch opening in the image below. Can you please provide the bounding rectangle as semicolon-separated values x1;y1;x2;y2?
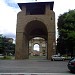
33;44;40;51
24;20;48;59
25;20;48;40
29;37;47;59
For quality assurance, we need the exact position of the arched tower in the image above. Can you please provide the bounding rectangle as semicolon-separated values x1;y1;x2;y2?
15;2;56;60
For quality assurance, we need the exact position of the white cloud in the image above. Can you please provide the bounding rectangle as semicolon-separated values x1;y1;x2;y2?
0;0;20;37
14;0;34;3
0;0;75;40
54;0;75;18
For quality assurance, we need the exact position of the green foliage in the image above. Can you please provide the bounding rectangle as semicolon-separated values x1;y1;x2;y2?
0;35;15;55
0;56;15;60
57;9;75;57
0;35;4;54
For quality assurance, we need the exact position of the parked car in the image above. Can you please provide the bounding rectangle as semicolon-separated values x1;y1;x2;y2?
67;58;75;72
51;55;65;61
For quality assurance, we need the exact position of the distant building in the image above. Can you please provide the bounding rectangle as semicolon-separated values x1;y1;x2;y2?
6;38;13;43
29;37;47;56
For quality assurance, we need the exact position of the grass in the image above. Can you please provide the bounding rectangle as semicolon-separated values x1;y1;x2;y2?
29;55;46;60
0;56;15;60
0;55;46;60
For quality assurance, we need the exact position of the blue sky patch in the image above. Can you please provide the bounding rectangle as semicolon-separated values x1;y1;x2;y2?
4;0;19;8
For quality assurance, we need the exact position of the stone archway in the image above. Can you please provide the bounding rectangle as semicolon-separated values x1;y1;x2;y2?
25;20;48;40
29;37;47;58
15;2;56;60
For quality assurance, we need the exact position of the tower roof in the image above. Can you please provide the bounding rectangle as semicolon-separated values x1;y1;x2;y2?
18;2;54;10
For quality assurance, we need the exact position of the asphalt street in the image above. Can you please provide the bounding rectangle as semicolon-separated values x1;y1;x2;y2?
0;59;74;75
0;73;74;75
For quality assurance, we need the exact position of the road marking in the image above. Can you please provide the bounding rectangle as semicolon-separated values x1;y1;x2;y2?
0;73;74;75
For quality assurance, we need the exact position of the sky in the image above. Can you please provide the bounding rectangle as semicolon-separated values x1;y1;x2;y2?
0;0;75;42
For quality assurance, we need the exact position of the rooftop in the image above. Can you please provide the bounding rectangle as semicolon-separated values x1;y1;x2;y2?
18;2;54;10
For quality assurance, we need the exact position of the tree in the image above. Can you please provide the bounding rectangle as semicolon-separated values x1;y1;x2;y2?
0;34;15;56
0;34;4;54
57;10;75;57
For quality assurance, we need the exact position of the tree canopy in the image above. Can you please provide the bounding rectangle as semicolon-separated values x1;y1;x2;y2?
0;35;15;55
57;10;75;57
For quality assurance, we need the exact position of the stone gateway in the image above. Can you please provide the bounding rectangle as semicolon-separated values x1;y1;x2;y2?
15;2;56;60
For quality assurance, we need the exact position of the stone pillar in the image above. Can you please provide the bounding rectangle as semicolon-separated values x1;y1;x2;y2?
23;33;29;59
15;32;29;59
22;5;26;14
39;43;42;56
45;41;47;57
46;4;50;15
47;32;55;60
15;32;23;59
31;40;34;56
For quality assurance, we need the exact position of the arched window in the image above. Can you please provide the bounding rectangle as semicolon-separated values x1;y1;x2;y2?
33;44;40;51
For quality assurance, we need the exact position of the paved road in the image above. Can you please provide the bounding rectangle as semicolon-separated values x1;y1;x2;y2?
0;59;74;75
0;73;74;75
